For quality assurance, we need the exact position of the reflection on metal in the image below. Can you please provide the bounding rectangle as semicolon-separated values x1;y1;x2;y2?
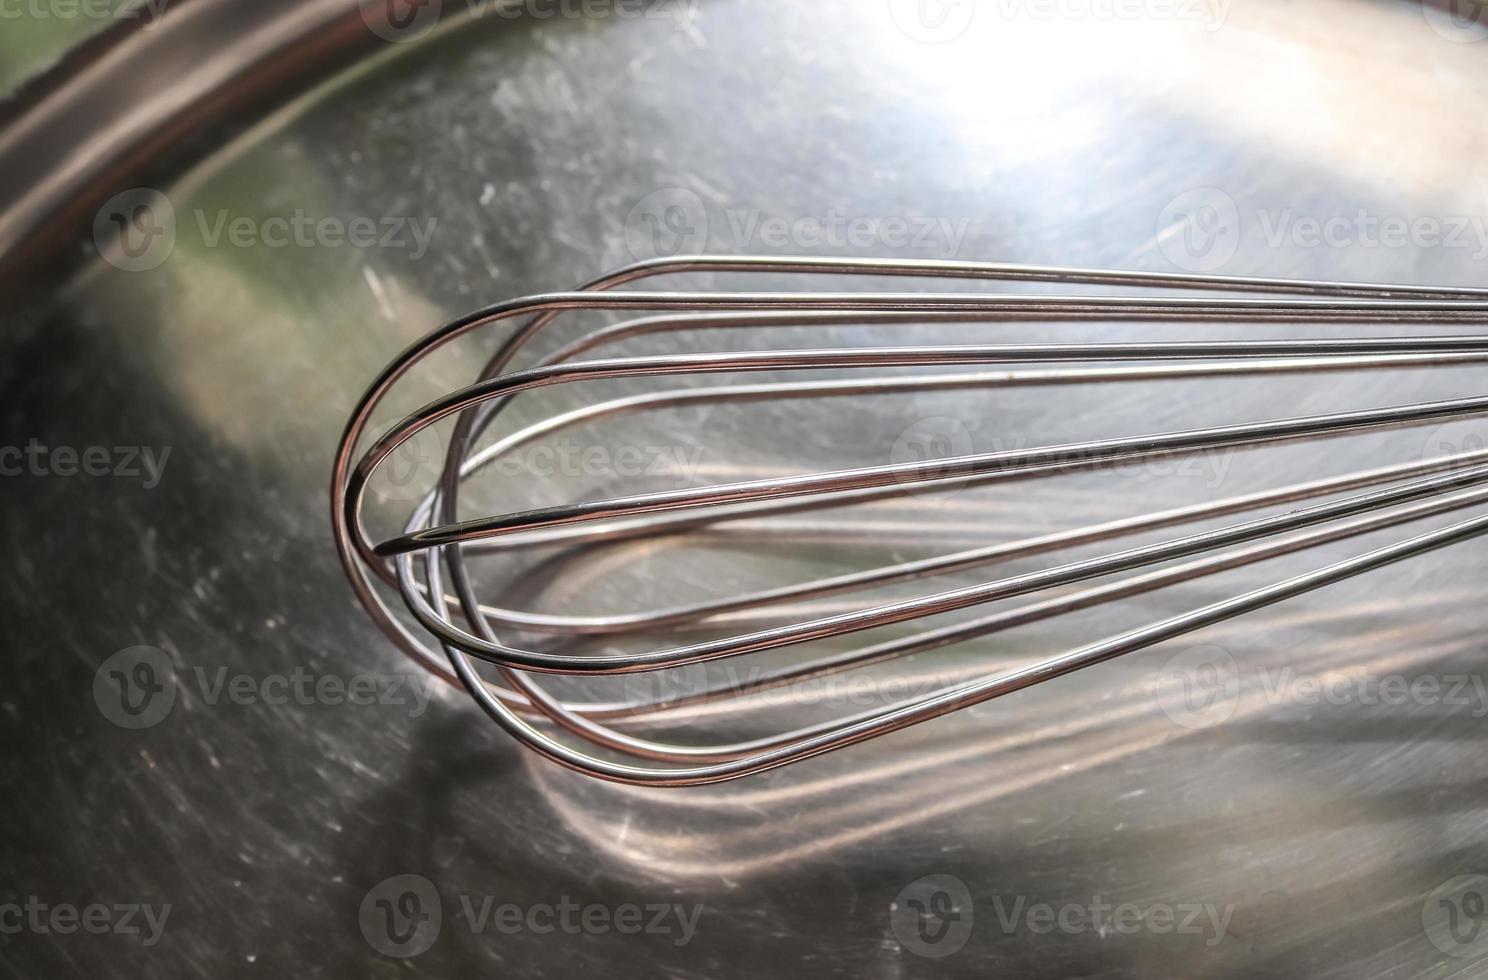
526;603;1474;878
0;0;377;283
333;255;1488;785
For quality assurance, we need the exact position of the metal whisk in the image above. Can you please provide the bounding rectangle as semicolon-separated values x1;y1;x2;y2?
332;255;1488;786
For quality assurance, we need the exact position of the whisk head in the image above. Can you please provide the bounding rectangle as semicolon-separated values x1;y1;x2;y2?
332;256;1488;786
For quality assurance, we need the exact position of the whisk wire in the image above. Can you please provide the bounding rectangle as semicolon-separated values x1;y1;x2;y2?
332;255;1488;785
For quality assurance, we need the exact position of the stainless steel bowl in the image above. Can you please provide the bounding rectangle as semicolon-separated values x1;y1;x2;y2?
4;1;1487;975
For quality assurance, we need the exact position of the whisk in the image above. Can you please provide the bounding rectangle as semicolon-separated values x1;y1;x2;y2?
332;255;1488;786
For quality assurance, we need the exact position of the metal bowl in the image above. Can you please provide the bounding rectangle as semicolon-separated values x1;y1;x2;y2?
4;1;1487;975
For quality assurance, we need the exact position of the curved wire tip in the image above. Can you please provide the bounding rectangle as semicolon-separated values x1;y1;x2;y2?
331;255;1488;786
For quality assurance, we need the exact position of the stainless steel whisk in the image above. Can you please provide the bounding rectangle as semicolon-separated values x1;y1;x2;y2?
332;255;1488;786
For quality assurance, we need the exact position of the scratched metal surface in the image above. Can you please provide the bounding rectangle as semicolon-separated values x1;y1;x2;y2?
4;0;1488;976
